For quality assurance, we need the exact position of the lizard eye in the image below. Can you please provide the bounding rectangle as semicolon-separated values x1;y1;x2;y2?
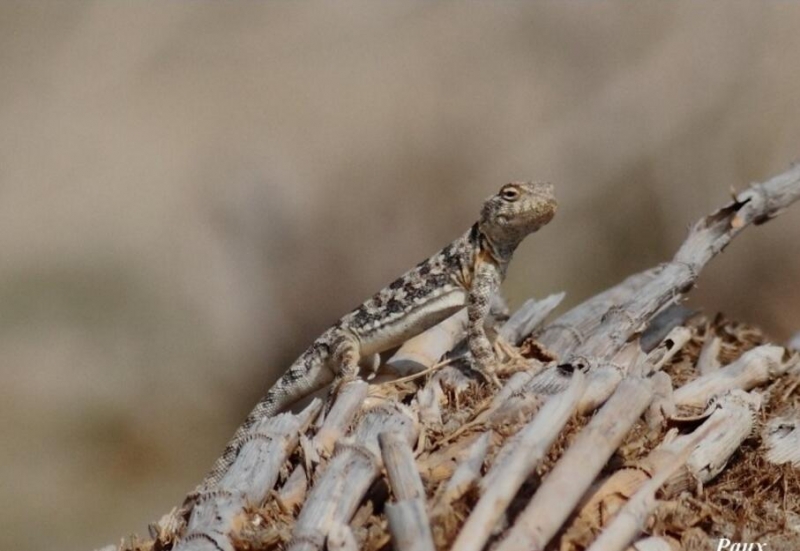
500;186;520;202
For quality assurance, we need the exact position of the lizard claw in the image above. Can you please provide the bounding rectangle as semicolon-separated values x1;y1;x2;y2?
469;335;535;388
492;335;534;376
466;352;503;389
482;368;503;390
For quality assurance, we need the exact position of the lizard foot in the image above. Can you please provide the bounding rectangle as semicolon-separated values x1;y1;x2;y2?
492;335;533;376
467;353;503;389
481;367;503;390
149;505;189;547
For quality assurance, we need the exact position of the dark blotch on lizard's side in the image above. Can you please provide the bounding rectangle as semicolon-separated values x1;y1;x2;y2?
389;278;405;290
403;281;430;302
385;298;405;314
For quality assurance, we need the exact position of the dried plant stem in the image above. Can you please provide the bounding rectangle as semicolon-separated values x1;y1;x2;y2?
495;377;654;551
313;380;369;455
384;500;434;551
379;432;435;551
176;401;321;551
452;370;585;551
673;345;795;407
288;402;417;551
585;416;723;551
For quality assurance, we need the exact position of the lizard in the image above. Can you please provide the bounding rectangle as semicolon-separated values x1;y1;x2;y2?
190;181;557;500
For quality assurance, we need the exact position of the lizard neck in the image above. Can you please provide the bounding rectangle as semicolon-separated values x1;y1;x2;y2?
470;223;517;268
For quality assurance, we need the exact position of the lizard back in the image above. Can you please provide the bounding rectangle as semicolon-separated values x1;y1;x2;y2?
339;225;482;355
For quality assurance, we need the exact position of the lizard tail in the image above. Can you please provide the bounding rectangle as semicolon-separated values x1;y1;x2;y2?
189;347;334;499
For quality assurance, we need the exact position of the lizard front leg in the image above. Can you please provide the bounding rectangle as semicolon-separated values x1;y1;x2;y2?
467;259;503;387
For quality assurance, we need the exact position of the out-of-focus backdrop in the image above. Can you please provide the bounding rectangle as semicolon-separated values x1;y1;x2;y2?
2;3;799;550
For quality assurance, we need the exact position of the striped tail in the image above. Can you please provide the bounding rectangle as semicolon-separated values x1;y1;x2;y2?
187;347;334;501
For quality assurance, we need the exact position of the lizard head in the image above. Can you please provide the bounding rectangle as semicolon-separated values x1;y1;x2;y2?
479;182;557;247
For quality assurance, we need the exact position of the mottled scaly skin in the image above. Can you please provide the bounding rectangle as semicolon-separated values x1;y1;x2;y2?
190;182;557;501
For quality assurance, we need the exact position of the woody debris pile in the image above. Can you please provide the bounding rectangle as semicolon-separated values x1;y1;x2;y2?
112;163;800;551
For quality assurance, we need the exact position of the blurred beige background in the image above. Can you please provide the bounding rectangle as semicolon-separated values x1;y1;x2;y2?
1;2;799;550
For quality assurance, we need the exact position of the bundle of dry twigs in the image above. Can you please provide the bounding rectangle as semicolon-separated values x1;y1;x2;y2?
114;162;800;551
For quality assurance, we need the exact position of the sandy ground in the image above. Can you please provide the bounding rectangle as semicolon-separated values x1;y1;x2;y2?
1;3;800;550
